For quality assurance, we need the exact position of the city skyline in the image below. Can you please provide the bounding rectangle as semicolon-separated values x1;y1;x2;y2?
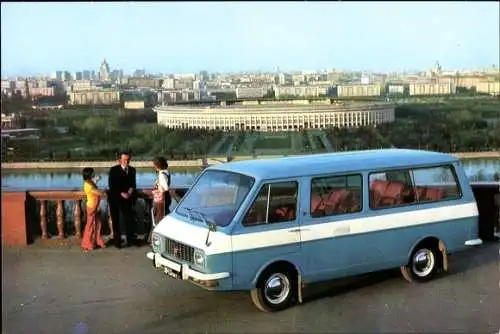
1;2;499;77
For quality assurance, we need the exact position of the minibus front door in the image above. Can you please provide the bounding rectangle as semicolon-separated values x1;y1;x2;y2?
231;180;302;289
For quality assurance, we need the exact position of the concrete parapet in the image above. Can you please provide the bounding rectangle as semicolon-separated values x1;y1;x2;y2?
1;192;29;246
452;151;500;159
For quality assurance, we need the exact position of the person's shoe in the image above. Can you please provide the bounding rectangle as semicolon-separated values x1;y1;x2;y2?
128;239;141;247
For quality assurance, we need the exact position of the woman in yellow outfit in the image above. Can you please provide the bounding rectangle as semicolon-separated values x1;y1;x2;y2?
81;167;106;251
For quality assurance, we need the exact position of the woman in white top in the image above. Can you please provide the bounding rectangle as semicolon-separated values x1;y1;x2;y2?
150;157;171;241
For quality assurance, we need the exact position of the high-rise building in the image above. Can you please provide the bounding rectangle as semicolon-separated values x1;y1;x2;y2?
133;69;146;77
110;69;123;81
199;70;209;81
53;71;63;81
361;72;370;85
82;70;91;80
75;72;83;81
63;71;72;81
99;59;110;81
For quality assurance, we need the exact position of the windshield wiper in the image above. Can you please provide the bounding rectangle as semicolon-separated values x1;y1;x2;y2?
184;207;217;247
185;207;194;223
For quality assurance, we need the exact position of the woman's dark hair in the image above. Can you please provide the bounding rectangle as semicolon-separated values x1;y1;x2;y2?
153;156;168;170
82;167;95;181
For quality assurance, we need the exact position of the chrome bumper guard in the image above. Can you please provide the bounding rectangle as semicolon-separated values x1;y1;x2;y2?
146;252;230;281
464;238;483;246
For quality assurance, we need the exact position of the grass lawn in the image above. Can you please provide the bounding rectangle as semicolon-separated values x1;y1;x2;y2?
253;135;291;150
485;118;500;127
36;136;86;153
219;130;332;156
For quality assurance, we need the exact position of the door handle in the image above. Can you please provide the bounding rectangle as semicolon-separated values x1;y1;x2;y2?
288;228;301;233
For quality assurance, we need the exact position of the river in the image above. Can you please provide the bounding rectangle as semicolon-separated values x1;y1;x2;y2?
1;167;201;191
1;158;499;191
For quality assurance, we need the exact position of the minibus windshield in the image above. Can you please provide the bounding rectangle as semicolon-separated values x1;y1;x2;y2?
176;170;255;227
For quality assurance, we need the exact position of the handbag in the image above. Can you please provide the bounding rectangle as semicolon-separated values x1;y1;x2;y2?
152;189;164;203
152;171;171;204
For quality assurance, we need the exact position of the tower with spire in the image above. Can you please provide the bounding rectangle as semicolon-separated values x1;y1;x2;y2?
24;78;30;99
99;58;111;82
434;60;442;76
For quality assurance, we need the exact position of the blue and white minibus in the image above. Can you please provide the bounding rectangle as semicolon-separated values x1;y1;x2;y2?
146;149;482;312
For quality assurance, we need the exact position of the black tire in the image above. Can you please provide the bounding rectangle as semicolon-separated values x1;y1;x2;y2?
250;266;297;312
401;243;441;283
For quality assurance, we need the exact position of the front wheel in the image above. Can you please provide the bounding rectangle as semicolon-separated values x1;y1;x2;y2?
250;268;296;312
401;245;440;283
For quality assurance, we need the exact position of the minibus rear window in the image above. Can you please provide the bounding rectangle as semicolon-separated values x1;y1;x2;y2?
369;164;462;210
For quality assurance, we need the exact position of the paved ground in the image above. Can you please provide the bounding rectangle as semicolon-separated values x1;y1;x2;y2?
2;243;499;334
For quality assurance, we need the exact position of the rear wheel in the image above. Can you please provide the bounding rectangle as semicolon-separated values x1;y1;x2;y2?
250;267;296;312
401;244;440;283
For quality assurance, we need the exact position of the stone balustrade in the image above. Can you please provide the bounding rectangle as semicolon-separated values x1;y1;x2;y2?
2;188;188;246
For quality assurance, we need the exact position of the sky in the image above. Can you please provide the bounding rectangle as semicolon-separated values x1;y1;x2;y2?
1;1;499;76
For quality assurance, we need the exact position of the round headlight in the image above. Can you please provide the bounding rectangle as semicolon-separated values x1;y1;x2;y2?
194;249;205;266
152;234;161;249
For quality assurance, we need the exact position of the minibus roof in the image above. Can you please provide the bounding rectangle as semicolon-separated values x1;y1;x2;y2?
208;149;459;180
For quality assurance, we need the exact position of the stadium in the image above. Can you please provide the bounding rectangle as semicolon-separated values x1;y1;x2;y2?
155;99;395;131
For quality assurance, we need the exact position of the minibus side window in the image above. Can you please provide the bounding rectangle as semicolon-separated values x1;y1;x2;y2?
369;169;417;209
243;181;298;226
310;174;362;217
412;165;462;202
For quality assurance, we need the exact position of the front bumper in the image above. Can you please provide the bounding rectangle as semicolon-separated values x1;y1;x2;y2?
146;252;230;286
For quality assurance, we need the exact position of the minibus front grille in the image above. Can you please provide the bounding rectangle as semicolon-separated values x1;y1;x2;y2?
162;237;194;264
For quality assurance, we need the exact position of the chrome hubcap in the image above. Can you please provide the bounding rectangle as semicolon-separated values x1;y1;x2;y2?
412;248;435;277
264;273;290;305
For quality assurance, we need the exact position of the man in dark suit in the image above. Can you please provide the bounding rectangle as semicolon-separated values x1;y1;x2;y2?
108;151;138;248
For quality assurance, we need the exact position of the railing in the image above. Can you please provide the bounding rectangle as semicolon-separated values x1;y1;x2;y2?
31;191;85;240
2;188;188;246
